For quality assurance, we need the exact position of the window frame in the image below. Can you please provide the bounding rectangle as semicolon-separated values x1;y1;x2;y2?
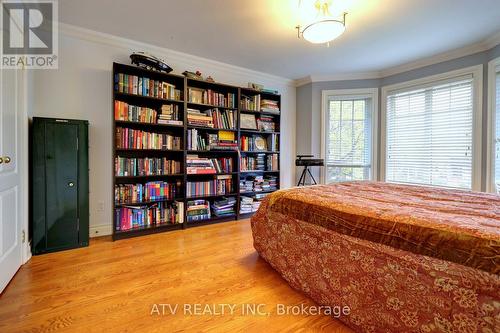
380;65;483;191
486;57;500;193
321;88;379;184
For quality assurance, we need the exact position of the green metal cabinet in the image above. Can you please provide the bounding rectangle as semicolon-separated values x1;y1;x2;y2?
31;117;89;254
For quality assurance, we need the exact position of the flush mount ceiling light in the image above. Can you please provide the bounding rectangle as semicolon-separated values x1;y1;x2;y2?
296;0;347;45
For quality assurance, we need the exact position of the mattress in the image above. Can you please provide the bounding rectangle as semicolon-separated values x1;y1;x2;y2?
262;181;500;274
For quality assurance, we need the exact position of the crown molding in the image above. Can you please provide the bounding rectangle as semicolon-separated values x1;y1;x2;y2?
295;32;500;86
483;30;500;49
58;23;295;87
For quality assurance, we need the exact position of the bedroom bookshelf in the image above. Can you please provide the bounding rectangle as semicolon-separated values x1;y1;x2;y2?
112;62;281;240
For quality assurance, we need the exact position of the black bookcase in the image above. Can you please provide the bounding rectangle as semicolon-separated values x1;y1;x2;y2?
112;62;280;240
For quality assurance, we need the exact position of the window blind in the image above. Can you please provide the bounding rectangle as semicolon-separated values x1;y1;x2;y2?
495;68;500;193
386;76;473;189
326;98;372;182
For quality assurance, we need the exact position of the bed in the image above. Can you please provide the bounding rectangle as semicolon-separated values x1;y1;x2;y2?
251;181;500;333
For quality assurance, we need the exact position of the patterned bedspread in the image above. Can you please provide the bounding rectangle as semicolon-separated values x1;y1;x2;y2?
251;182;500;332
258;181;499;274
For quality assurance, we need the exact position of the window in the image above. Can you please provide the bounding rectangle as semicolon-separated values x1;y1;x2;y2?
382;66;482;191
322;89;377;183
495;68;500;193
488;58;500;193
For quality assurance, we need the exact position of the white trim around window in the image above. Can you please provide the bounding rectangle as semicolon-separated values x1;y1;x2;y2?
320;88;379;184
486;57;500;193
380;65;483;191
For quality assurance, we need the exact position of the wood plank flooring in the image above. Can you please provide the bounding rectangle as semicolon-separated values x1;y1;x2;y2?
0;220;353;332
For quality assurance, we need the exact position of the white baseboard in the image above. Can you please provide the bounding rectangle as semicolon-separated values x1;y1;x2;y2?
89;223;112;238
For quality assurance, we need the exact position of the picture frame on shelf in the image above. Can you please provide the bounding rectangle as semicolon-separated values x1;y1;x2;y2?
240;114;257;129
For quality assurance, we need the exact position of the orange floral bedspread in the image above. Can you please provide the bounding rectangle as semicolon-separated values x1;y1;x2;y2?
251;182;500;332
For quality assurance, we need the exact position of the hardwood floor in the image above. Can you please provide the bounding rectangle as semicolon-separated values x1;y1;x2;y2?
0;220;353;332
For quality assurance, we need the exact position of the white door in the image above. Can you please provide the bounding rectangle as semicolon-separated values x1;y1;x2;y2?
0;67;24;293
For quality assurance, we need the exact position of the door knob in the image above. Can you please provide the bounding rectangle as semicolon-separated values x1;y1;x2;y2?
4;156;11;164
68;182;75;187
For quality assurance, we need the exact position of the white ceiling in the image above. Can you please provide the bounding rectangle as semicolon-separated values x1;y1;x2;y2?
59;0;500;80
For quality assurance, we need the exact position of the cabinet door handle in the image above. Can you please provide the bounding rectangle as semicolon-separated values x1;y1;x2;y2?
4;156;11;164
0;157;3;164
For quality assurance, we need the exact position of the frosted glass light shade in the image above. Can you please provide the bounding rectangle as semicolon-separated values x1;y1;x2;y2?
301;19;345;44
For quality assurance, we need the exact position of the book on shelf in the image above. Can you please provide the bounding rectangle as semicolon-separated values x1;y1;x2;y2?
158;104;182;125
257;116;276;132
115;200;183;231
115;157;181;176
211;197;236;217
114;101;157;123
240;94;260;111
267;154;279;171
267;134;279;152
240;154;266;171
187;108;235;129
186;155;234;174
115;127;182;150
240;175;277;193
241;135;269;152
240;196;261;214
188;88;236;108
240;194;268;214
114;180;182;204
187;129;238;151
114;73;182;100
186;175;233;197
260;99;280;114
186;199;211;222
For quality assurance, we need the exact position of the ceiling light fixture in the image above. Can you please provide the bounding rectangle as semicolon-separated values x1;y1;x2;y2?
296;0;347;45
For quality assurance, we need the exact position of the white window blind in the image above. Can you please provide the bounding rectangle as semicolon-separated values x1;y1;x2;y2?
326;98;372;182
495;68;500;193
386;76;474;189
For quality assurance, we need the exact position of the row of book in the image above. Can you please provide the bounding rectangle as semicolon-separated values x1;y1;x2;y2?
240;196;261;214
114;181;181;204
187;129;238;151
186;200;210;222
240;154;279;171
115;157;181;177
116;127;182;150
114;101;157;123
186;176;233;197
187;108;236;129
114;201;183;231
261;99;280;114
240;134;279;152
186;155;233;174
114;73;182;100
212;197;236;217
240;175;278;193
240;193;270;214
240;94;261;111
188;88;237;108
159;104;182;125
257;116;277;132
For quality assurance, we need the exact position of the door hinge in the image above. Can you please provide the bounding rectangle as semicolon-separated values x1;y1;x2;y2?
22;230;26;243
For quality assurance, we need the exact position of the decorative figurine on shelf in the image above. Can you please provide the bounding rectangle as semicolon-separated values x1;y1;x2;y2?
248;82;264;91
130;52;173;73
205;75;215;83
183;70;204;80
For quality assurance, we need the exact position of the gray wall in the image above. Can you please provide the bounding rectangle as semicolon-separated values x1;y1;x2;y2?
296;43;500;190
